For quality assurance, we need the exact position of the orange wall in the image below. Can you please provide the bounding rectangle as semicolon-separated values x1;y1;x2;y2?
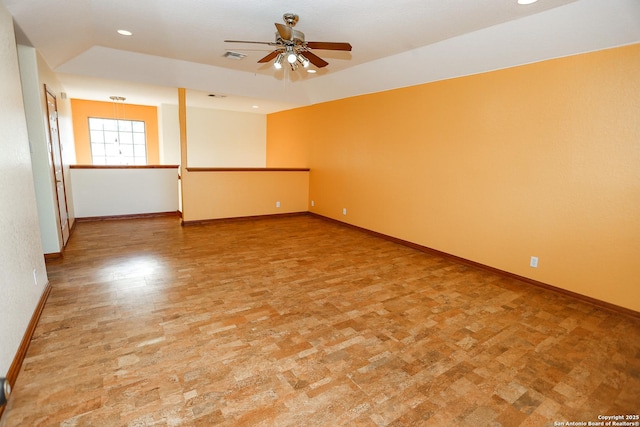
266;43;640;312
70;99;159;164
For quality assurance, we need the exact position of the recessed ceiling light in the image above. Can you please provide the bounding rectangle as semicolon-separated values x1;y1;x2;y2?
307;69;317;74
517;0;538;4
251;105;259;109
117;29;133;36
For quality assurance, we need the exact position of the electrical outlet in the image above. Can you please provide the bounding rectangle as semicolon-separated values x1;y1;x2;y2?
530;256;539;268
32;268;37;285
342;208;347;215
276;201;281;208
311;200;315;207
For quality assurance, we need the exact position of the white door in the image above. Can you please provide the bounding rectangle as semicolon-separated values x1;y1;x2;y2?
45;86;70;246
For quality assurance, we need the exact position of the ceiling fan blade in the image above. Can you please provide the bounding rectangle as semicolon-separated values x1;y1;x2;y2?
301;51;328;68
224;40;277;46
257;50;280;63
306;42;352;51
275;23;293;40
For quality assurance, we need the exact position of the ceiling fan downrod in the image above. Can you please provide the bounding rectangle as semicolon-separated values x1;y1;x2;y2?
283;13;299;27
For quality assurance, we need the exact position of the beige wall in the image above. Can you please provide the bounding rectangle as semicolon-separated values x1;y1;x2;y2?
173;95;305;223
70;167;179;218
0;2;49;374
159;104;181;165
160;104;267;167
18;45;76;254
267;43;640;313
181;171;309;222
186;107;266;167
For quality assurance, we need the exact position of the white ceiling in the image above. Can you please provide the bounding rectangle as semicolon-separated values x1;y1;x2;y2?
4;0;640;113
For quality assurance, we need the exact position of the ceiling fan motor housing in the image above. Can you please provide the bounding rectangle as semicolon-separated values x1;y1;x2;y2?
277;29;305;45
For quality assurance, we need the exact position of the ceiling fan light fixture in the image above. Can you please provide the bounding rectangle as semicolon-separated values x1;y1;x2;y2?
273;53;284;69
287;52;297;64
297;54;309;68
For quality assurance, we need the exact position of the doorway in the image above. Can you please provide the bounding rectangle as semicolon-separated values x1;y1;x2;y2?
45;86;70;246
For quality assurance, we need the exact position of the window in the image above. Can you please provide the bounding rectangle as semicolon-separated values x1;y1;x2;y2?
88;118;147;165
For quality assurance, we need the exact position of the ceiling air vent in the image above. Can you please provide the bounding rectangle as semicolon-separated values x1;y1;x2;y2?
223;51;247;60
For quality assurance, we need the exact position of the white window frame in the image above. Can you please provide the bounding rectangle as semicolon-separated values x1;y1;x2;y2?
88;117;147;165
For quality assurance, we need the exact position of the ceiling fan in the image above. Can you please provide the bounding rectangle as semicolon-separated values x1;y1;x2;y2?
224;13;352;71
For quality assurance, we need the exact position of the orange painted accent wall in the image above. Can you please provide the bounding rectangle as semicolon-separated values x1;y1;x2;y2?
266;43;640;313
266;112;309;167
70;99;159;164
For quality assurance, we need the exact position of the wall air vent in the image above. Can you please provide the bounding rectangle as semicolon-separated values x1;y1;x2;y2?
223;51;247;60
